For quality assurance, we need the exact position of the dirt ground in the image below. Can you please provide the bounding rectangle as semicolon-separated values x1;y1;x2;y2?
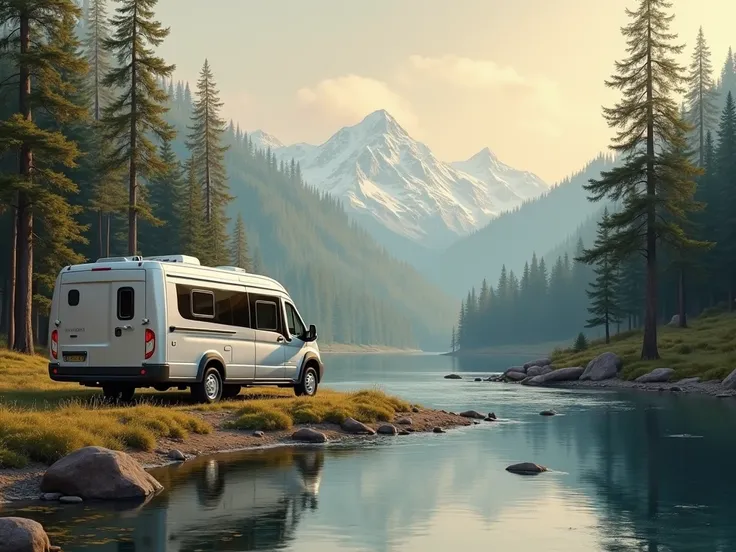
0;407;474;504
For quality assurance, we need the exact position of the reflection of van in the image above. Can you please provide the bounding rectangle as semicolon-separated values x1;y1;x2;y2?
47;255;324;403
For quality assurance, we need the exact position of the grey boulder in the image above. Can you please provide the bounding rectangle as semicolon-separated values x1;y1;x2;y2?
459;410;485;419
722;368;736;389
580;352;623;381
341;417;376;435
506;462;548;475
527;365;553;378
528;366;584;385
0;517;53;552
444;374;462;379
505;370;527;382
292;428;327;443
377;424;398;435
635;368;675;383
504;366;526;376
523;358;552;370
40;446;162;501
677;377;700;385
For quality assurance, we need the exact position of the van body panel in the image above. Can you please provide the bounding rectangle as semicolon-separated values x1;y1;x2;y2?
47;257;324;397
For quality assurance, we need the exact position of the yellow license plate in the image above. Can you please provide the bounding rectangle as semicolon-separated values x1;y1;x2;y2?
64;354;86;362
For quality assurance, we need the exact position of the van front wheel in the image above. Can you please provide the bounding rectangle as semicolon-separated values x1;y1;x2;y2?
192;367;223;404
295;367;318;397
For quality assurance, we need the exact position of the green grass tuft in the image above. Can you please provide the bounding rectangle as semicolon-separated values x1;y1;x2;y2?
551;312;736;381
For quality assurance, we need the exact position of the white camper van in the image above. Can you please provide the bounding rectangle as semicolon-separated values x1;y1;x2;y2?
47;255;323;403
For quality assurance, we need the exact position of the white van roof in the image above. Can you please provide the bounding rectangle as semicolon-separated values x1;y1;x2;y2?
61;255;288;294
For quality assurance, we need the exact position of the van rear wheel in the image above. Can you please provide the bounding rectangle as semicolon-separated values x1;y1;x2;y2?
295;367;318;397
192;366;223;404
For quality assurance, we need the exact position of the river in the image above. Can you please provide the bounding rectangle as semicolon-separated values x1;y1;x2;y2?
4;353;736;551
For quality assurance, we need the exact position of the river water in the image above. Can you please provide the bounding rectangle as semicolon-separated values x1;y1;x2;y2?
5;353;736;551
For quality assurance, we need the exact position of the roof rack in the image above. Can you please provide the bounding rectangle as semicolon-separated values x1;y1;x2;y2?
95;256;143;263
215;266;247;273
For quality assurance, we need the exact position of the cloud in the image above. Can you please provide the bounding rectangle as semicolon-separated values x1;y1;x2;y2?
296;74;418;130
405;54;559;104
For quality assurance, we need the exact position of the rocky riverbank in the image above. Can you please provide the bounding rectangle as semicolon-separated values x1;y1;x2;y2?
449;352;736;399
0;407;472;504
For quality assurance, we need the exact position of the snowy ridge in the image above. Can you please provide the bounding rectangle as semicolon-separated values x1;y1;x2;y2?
271;110;549;248
248;129;284;151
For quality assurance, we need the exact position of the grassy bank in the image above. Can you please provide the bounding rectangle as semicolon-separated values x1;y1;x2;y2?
551;312;736;381
0;350;412;469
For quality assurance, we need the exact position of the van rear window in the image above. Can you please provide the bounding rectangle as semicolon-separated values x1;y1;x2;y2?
117;287;134;320
68;289;80;306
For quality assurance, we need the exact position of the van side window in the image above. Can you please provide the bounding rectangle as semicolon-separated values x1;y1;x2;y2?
68;289;80;306
191;290;215;318
175;283;251;327
117;287;134;320
249;293;282;332
285;303;306;337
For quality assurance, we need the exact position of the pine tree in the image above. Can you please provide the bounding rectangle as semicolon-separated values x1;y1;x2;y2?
140;139;184;255
0;0;88;353
573;332;588;352
231;213;251;270
180;157;206;259
583;0;698;359
582;209;621;344
186;59;232;265
450;326;457;353
685;27;718;165
714;92;736;307
84;0;112;120
103;0;176;255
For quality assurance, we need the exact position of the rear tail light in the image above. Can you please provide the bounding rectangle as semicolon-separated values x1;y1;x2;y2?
51;330;58;359
144;329;155;359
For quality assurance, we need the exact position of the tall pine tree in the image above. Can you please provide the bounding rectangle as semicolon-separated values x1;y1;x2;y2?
0;0;87;353
103;0;175;255
186;59;232;266
583;0;699;359
685;27;718;165
230;213;251;270
180;156;206;259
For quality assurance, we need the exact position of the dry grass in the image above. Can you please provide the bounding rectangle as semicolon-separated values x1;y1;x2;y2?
0;403;211;468
551;311;736;381
0;348;413;467
222;389;411;431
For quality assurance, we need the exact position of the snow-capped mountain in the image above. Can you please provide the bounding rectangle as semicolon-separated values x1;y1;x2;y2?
248;129;284;151
271;110;548;249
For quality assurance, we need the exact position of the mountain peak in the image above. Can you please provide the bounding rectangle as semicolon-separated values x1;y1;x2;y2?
469;147;499;163
357;109;407;138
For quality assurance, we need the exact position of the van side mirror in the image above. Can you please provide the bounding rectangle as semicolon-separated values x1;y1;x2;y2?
304;324;317;342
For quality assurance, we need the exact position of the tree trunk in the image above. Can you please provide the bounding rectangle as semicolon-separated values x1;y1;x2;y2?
641;14;659;360
127;8;138;256
7;202;17;346
14;13;34;354
98;210;103;258
678;267;687;328
105;214;111;256
605;313;610;344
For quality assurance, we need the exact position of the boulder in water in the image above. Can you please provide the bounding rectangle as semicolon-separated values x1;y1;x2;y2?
459;410;485;419
523;358;552;370
635;368;675;383
292;428;327;443
506;462;548;475
580;352;622;381
722;368;736;389
0;517;54;552
444;374;462;379
341;417;376;435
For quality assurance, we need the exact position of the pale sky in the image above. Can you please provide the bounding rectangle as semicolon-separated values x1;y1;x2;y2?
153;0;736;183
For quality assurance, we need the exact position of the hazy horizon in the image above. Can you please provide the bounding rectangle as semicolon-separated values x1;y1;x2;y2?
149;0;736;183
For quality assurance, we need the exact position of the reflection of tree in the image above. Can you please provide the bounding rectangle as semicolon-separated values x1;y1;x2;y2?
583;395;736;551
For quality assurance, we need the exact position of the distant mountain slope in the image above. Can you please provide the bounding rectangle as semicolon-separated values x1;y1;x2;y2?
274;110;549;251
164;94;455;350
248;129;284;151
429;154;617;297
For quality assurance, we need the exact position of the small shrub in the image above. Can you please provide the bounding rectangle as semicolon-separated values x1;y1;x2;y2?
573;332;588;352
0;447;28;469
676;344;693;354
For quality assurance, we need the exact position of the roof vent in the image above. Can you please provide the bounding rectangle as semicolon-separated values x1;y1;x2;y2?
143;255;201;265
215;266;247;273
96;256;142;263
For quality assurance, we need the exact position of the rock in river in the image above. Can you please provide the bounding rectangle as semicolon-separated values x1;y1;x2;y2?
580;352;623;381
635;368;675;383
40;446;163;501
377;424;398;435
505;370;528;382
459;410;485;419
506;462;548;475
292;428;327;443
0;517;55;552
396;416;413;425
341;417;376;435
540;410;557;416
444;374;462;379
722;368;736;389
433;427;446;434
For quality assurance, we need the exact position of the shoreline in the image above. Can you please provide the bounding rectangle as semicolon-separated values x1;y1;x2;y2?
320;344;423;354
534;377;736;397
0;407;472;504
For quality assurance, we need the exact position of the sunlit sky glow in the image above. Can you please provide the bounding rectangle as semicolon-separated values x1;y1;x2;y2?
154;0;736;183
